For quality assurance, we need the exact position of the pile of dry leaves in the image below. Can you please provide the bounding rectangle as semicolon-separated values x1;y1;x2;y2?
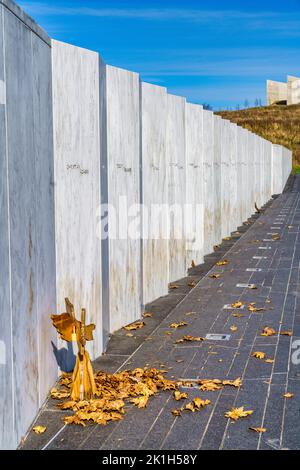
51;367;177;427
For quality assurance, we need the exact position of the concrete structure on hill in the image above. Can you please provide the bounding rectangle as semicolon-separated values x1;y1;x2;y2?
267;75;300;105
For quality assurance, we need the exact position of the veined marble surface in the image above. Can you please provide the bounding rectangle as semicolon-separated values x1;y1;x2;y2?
272;145;283;194
185;103;204;266
0;5;56;448
282;147;292;189
247;132;255;216
220;119;231;238
141;82;169;305
52;40;102;358
213;115;222;245
104;65;141;333
0;5;13;450
202;109;215;256
32;30;57;406
265;140;273;201
236;127;245;225
229;122;238;234
167;94;187;282
257;138;263;207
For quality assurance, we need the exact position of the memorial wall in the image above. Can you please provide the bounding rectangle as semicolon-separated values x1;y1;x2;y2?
0;0;293;449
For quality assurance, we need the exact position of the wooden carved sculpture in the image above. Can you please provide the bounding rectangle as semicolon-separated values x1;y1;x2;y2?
51;298;96;401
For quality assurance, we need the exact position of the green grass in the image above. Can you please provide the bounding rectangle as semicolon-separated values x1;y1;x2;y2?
293;166;300;174
216;104;300;166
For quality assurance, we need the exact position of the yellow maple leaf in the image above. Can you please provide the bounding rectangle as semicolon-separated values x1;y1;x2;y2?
283;393;294;399
261;327;276;336
193;397;211;409
50;387;70;399
57;400;78;410
248;305;265;312
176;335;205;344
200;381;223;391
233;313;244;318
169;284;180;289
131;396;149;408
230;325;238;332
209;273;221;279
265;358;274;364
32;426;46;434
222;378;242;388
172;409;182;416
225;406;254;421
231;301;244;309
252;351;266;359
143;312;153;318
188;280;197;288
249;427;266;433
124;321;145;331
174;391;188;401
184;402;197;412
216;259;229;266
280;331;293;336
64;415;86;426
170;321;188;329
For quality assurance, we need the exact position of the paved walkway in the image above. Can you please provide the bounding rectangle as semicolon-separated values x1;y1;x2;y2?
23;175;300;450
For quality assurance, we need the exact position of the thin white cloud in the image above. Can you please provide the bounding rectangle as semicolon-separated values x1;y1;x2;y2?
19;2;285;22
126;48;300;79
19;2;300;40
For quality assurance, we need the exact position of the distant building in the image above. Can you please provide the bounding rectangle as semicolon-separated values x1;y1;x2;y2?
267;75;300;105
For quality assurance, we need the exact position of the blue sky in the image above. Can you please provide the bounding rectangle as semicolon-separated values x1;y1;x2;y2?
20;0;300;110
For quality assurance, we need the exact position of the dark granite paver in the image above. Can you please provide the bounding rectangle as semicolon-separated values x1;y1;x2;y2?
21;174;300;450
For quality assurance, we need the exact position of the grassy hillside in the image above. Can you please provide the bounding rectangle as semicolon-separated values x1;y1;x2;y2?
216;104;300;168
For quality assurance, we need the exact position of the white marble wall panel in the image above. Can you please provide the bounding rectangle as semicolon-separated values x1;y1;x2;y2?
236;126;244;224
247;132;255;215
32;34;57;404
185;103;204;266
5;9;39;445
141;83;169;305
282;147;292;188
241;129;249;222
0;4;14;450
259;138;265;205
202;109;215;255
102;65;141;333
229;123;238;232
52;41;102;358
213;115;222;245
167;94;187;282
272;145;283;195
255;137;263;208
245;131;252;218
254;137;262;208
265;140;273;200
2;5;55;448
262;139;268;204
220;119;231;238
